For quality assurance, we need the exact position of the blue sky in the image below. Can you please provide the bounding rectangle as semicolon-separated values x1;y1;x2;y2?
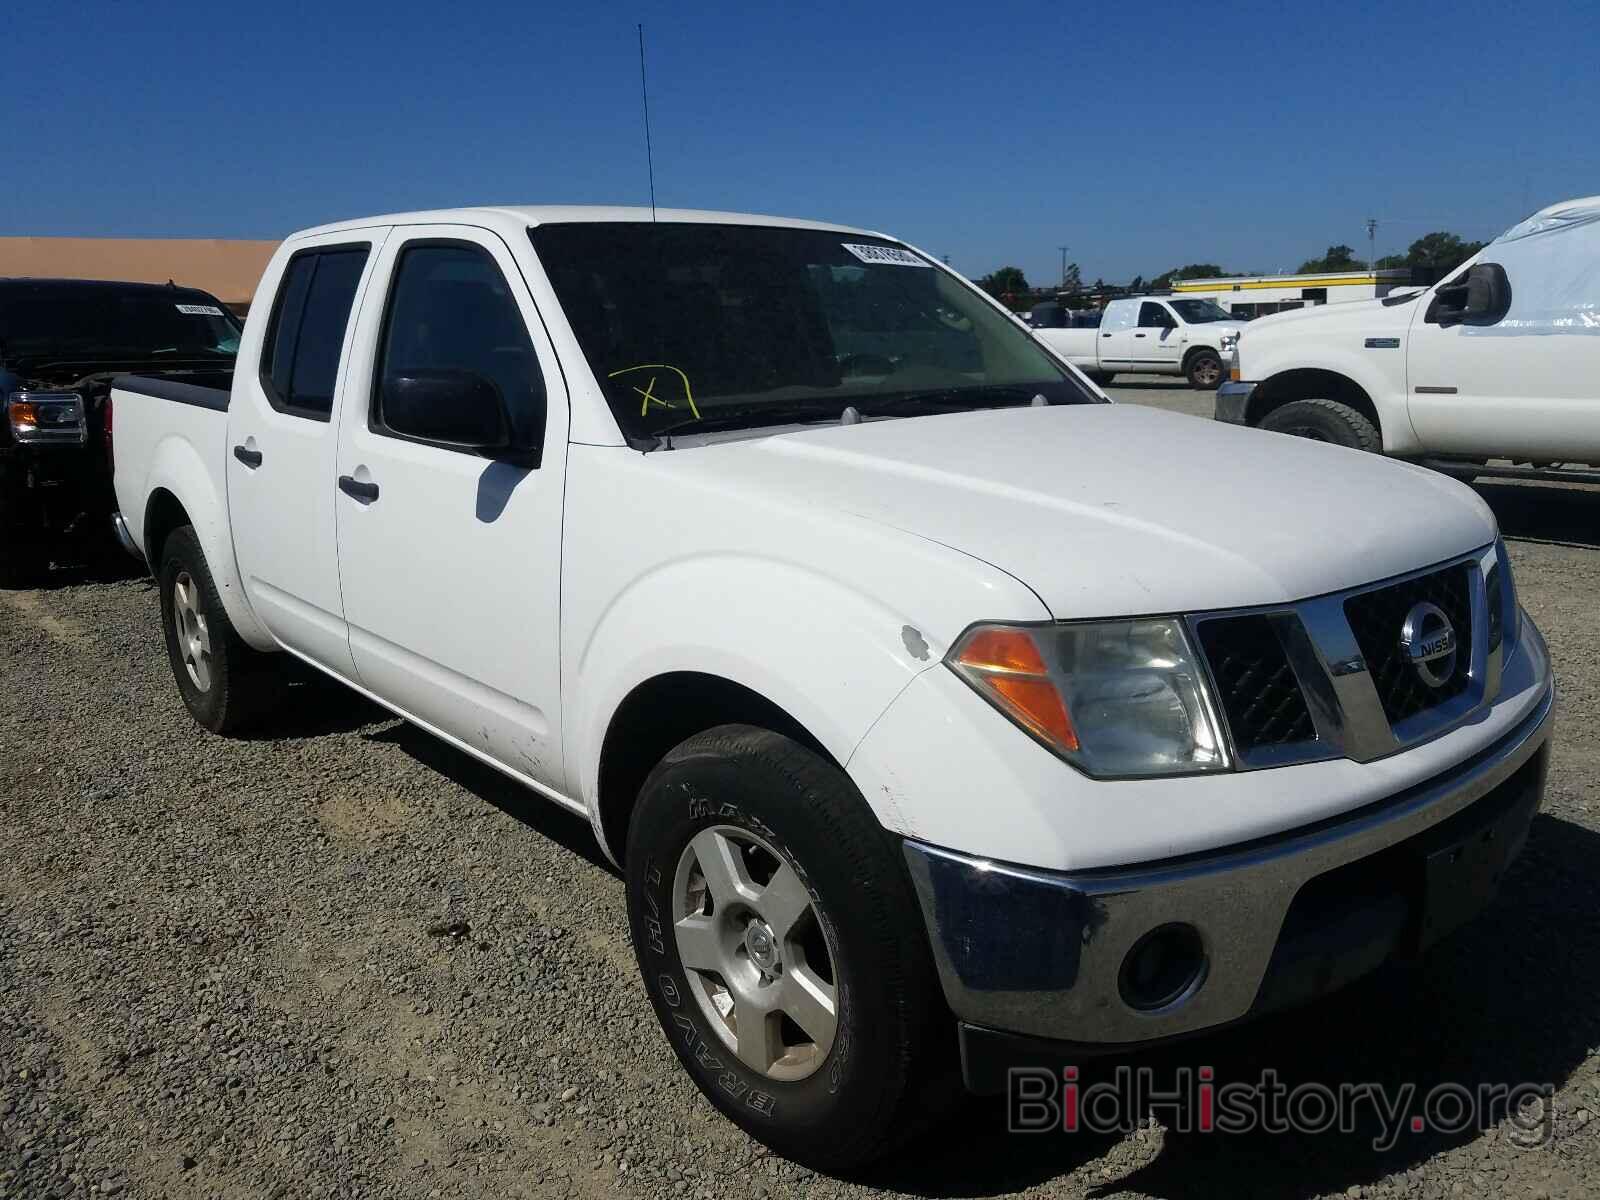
8;0;1597;284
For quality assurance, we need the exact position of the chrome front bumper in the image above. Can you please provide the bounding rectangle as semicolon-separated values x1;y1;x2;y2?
1215;379;1255;424
902;673;1553;1050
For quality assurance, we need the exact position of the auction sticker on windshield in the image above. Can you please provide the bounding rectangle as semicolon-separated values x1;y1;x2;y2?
175;303;226;316
841;244;929;267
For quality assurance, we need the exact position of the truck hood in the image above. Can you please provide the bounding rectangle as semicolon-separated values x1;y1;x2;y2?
1244;292;1420;338
690;404;1496;618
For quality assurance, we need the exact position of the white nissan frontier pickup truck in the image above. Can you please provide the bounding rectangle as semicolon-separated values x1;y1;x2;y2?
109;206;1553;1168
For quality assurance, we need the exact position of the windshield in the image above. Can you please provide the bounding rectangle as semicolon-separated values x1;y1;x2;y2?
0;283;241;365
1168;299;1235;324
530;223;1096;438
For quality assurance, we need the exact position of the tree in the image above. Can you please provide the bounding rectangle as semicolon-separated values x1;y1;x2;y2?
1399;232;1487;274
1062;261;1082;293
1127;274;1144;292
1298;245;1361;273
1150;263;1224;288
978;266;1030;301
1374;253;1408;270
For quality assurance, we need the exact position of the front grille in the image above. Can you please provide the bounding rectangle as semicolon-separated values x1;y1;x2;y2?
1344;564;1473;725
1196;615;1315;753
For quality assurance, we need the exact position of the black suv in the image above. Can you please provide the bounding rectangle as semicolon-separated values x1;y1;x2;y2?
0;279;240;586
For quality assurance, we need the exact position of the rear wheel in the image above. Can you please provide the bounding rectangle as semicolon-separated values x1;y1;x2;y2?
1085;371;1116;386
158;525;277;734
1185;349;1224;390
1258;398;1381;452
625;725;956;1169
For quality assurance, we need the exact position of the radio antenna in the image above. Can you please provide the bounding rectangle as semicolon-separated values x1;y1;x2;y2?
637;23;657;221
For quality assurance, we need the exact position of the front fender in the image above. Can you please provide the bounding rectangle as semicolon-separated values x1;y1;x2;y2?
566;552;1047;848
1251;345;1414;453
139;430;273;650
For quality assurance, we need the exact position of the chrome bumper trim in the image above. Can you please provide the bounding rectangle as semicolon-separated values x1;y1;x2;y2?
902;678;1553;1046
1215;380;1255;424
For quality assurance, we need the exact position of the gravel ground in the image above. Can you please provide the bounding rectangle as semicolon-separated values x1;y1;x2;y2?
4;390;1600;1198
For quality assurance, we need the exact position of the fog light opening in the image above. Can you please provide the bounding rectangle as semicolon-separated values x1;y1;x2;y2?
1119;923;1207;1012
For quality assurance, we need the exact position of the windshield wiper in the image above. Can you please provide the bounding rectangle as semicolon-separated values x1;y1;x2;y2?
643;401;849;450
856;386;1040;417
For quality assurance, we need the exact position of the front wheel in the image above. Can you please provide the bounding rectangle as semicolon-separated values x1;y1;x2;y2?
1258;398;1381;452
1185;350;1224;390
1084;371;1116;387
625;725;956;1169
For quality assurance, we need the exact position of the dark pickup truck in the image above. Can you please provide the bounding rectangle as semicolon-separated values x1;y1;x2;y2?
0;278;241;586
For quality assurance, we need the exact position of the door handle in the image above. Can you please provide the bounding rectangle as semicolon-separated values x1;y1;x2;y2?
1101;332;1112;338
233;445;263;469
338;475;380;503
1135;332;1148;338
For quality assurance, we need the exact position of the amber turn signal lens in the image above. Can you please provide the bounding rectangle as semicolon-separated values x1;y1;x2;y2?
8;401;40;432
955;626;1048;675
951;626;1080;753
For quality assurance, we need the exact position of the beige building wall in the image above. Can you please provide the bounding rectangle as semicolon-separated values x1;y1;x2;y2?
0;237;281;311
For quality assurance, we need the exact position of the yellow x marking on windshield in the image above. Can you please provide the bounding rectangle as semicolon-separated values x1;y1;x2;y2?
632;375;666;414
607;364;701;419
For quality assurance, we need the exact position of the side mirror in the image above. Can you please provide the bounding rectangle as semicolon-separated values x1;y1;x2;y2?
381;368;515;453
1428;263;1511;326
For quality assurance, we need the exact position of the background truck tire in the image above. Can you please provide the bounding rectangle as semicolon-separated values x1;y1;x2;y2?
1085;371;1116;386
157;525;276;734
1259;398;1382;452
625;724;957;1170
1185;349;1225;390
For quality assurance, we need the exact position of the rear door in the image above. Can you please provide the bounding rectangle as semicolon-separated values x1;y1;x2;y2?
333;225;571;792
1406;219;1600;461
1096;300;1139;368
226;230;387;677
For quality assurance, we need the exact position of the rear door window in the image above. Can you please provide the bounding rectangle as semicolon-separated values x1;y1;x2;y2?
260;246;370;420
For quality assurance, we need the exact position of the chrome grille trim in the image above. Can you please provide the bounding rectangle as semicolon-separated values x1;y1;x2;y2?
1188;544;1501;771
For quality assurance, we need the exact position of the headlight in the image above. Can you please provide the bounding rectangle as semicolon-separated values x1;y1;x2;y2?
1487;537;1520;661
1220;332;1239;351
6;390;87;446
948;619;1229;778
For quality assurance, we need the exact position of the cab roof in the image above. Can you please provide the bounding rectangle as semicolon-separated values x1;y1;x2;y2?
291;205;885;242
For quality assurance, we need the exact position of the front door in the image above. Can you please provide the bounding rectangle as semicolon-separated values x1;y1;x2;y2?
1134;301;1183;371
333;226;570;793
1406;219;1600;461
226;230;387;677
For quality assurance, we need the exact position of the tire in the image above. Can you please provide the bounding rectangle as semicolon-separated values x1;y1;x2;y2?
1185;349;1225;390
1258;398;1381;453
157;525;276;734
1085;371;1116;386
625;725;956;1170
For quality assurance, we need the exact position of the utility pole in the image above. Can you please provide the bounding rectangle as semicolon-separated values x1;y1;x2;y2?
1059;245;1070;291
1366;218;1378;271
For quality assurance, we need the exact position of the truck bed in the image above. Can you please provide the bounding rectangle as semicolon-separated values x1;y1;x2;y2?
110;371;236;565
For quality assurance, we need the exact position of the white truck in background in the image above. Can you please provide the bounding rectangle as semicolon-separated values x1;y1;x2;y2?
109;205;1552;1168
1032;294;1244;388
1218;195;1600;479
